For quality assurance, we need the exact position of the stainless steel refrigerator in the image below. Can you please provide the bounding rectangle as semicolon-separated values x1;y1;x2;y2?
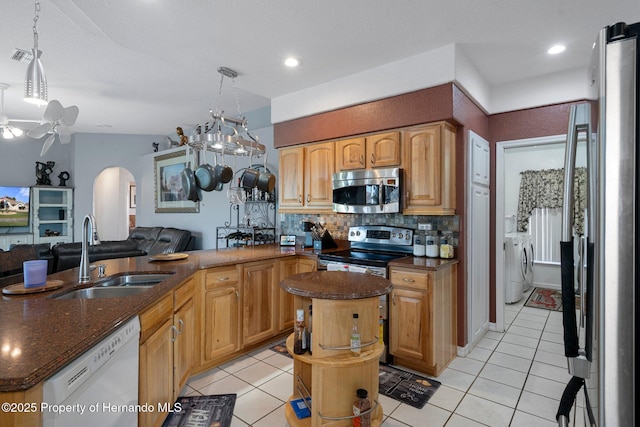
558;22;638;426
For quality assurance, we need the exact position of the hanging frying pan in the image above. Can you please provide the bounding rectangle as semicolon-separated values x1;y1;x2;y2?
214;150;233;184
195;146;218;191
256;153;276;193
181;144;200;202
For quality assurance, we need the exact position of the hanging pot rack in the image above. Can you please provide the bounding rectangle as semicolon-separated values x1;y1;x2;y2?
187;67;265;157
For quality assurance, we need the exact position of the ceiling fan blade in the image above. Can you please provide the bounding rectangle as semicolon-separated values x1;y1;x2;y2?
40;134;56;157
61;105;79;126
43;100;65;122
58;126;71;144
27;122;53;139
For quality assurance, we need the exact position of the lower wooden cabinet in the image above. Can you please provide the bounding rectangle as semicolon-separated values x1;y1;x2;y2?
139;278;195;427
139;294;174;427
242;260;278;346
173;278;195;400
199;266;241;366
389;264;457;377
278;257;317;332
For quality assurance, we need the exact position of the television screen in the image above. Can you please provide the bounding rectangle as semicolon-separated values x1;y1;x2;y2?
0;186;30;228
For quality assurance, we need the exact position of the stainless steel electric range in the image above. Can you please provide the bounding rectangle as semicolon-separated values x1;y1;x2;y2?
317;225;414;362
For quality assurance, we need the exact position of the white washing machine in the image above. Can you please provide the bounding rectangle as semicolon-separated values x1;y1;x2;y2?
522;233;535;291
504;234;526;303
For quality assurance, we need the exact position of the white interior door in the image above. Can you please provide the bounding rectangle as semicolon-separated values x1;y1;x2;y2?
467;132;490;347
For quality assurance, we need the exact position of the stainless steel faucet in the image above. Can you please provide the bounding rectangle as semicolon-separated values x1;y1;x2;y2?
79;214;101;283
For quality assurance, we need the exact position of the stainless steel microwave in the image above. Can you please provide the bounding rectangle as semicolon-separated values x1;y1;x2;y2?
332;168;402;214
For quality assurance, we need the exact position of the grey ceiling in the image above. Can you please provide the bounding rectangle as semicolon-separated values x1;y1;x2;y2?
0;0;638;137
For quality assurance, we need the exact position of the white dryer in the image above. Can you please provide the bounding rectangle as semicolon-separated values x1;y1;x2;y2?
504;234;526;303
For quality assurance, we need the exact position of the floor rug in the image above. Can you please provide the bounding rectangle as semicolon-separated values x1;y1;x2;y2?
379;364;440;409
269;342;292;358
525;287;562;311
161;394;236;427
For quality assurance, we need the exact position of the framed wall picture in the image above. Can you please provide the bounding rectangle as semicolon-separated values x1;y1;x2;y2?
128;183;136;208
154;149;199;213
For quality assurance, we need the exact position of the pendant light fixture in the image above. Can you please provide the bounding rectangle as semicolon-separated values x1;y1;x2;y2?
24;0;48;106
190;67;265;156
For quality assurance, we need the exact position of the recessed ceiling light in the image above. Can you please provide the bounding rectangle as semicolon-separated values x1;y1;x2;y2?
284;57;300;67
548;44;566;55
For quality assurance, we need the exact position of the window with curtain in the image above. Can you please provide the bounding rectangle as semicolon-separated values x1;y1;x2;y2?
517;167;587;235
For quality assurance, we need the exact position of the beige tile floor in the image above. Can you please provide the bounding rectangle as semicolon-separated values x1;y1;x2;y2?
182;289;581;426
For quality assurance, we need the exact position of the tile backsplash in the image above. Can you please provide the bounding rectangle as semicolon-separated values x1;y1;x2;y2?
280;213;459;246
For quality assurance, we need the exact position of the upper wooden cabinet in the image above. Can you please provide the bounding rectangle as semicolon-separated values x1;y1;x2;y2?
402;122;456;215
279;146;304;208
279;142;335;212
279;122;455;215
335;132;401;171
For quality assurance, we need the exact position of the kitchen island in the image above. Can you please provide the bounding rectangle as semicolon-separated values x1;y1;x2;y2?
280;271;392;427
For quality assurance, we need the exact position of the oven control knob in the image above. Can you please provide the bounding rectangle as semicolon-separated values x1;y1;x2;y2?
406;234;411;240
350;231;355;236
398;233;403;239
392;233;396;238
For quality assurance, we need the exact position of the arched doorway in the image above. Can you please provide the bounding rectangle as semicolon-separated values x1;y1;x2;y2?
93;167;135;241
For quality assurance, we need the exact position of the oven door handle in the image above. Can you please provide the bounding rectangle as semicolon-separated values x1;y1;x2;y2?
379;181;384;211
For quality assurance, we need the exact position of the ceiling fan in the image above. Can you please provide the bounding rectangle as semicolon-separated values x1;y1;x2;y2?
27;100;79;156
0;83;36;139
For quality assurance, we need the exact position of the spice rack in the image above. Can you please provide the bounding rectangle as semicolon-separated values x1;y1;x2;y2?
280;272;390;427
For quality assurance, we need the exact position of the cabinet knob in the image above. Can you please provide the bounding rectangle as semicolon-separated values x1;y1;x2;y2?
371;153;376;165
177;318;184;334
298;195;302;203
306;194;310;203
235;290;240;300
171;325;178;342
360;155;364;165
218;276;229;282
402;277;415;283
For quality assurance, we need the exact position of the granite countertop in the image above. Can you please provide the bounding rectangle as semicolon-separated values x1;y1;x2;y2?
0;244;321;392
388;256;459;270
0;242;454;392
280;271;392;300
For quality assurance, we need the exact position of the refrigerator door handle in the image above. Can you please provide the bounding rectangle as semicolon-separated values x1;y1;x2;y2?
560;103;591;379
555;376;584;427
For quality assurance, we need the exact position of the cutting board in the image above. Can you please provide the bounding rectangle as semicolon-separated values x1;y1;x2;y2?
2;280;64;295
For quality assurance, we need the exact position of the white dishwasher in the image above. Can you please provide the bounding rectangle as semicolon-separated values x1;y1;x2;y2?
42;316;140;427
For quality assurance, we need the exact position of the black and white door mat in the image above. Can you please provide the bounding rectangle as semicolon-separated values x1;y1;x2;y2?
161;394;236;427
379;364;441;409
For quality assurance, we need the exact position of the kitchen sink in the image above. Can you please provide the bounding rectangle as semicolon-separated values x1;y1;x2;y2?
54;272;174;300
93;273;174;287
55;286;152;300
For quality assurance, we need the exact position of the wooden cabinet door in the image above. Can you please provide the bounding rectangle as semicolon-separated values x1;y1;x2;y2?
278;258;298;332
173;298;194;399
139;319;173;427
304;142;335;208
279;146;304;208
336;137;366;170
242;261;277;346
403;125;441;209
366;132;401;168
389;287;426;361
298;257;317;273
203;285;240;362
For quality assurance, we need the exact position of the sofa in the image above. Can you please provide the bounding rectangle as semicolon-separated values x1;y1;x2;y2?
51;226;194;273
